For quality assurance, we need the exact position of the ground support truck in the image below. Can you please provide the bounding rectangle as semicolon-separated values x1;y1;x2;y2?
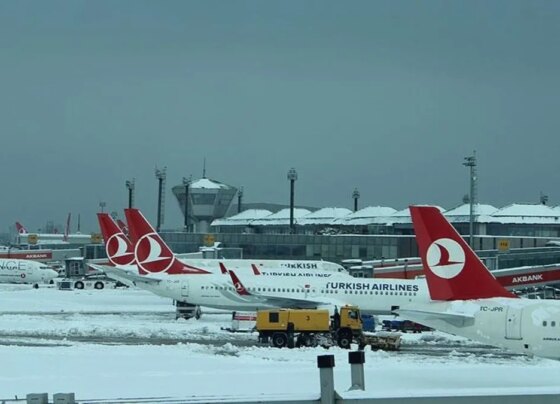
256;305;400;351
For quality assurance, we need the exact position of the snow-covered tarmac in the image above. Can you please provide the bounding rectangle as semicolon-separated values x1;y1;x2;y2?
1;285;560;402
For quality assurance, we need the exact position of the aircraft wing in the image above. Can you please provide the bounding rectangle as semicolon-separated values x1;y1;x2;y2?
89;264;162;286
396;308;475;327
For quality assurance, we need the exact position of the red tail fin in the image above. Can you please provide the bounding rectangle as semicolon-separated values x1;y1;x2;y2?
219;262;228;274
15;222;28;234
251;264;261;275
125;208;209;275
97;213;135;266
63;213;71;242
228;270;251;296
116;219;129;235
410;206;515;300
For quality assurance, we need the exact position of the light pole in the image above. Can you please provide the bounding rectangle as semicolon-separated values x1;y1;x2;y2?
99;201;106;213
352;188;360;212
463;151;477;248
125;178;135;209
287;168;298;234
155;167;167;232
237;187;244;213
182;175;192;232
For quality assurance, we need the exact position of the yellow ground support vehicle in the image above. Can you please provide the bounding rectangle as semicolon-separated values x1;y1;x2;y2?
256;306;366;349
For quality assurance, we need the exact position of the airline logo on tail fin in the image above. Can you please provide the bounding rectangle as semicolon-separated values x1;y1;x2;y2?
15;222;28;234
135;233;175;273
126;208;210;275
97;213;135;266
410;205;515;301
228;270;250;296
426;238;465;279
107;234;135;266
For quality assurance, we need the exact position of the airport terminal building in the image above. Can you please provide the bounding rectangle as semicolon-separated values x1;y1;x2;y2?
79;177;560;280
146;177;560;268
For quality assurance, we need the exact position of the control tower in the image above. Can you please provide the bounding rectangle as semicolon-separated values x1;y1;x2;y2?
172;177;237;233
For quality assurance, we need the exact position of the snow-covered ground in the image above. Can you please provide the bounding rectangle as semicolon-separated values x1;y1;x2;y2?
1;285;560;402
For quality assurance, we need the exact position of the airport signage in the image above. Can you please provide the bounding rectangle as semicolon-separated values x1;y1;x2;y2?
0;250;53;261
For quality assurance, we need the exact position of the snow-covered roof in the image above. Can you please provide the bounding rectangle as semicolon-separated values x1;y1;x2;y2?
250;208;311;225
298;208;352;225
479;204;560;225
212;202;560;228
444;203;498;216
211;209;272;226
443;203;498;224
492;204;558;217
190;178;232;190
343;206;397;225
383;206;445;225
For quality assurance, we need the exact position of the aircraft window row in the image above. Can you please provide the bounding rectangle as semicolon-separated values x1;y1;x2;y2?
200;285;417;297
322;290;417;296
542;321;557;327
200;286;317;294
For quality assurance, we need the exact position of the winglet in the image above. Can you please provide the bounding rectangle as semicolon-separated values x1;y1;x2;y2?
228;270;251;296
410;205;516;300
251;264;261;275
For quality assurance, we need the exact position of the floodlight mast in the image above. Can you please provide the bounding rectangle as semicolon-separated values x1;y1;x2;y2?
352;188;360;212
287;168;298;234
155;167;167;232
463;151;477;248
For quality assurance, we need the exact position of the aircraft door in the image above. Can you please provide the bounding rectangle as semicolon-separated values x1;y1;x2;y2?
181;281;189;298
505;307;523;340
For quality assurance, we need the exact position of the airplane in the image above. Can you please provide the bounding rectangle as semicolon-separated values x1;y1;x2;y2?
98;210;347;277
15;214;92;245
116;219;128;235
92;209;430;314
95;211;349;300
397;205;560;360
0;258;58;286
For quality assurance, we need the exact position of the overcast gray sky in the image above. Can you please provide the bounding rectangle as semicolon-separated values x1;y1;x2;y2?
1;0;559;233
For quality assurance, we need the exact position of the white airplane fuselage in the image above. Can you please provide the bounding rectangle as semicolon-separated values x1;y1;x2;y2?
126;271;429;314
402;298;560;359
0;259;58;284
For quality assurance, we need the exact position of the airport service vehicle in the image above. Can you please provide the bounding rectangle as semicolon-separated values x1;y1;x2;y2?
397;206;560;360
0;258;58;286
57;275;122;291
256;305;400;350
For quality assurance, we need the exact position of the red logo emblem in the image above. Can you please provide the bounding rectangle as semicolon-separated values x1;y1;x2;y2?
106;234;135;266
135;233;174;274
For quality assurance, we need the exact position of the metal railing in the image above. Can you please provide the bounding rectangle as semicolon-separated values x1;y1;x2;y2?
11;353;560;404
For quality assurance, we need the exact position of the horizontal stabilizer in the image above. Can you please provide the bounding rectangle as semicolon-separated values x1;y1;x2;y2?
90;264;161;285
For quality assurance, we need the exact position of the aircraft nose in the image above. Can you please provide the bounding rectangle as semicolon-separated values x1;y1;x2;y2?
47;269;59;279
